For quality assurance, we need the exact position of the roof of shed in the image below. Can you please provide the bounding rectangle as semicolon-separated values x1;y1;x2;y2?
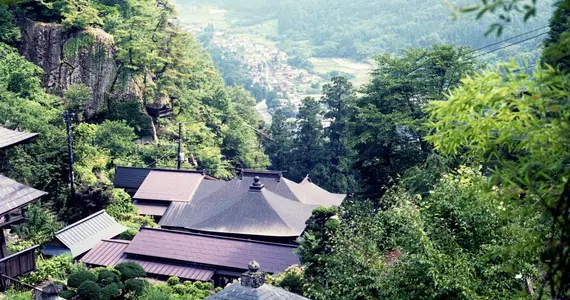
208;282;308;300
55;210;126;257
0;127;38;150
133;200;170;217
133;170;204;202
125;227;299;274
0;175;46;215
159;177;317;237
80;239;214;281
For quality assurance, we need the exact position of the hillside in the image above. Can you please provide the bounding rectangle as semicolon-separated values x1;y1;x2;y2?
186;0;554;62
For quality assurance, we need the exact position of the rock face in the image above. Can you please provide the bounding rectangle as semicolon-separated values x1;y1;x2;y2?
19;19;122;117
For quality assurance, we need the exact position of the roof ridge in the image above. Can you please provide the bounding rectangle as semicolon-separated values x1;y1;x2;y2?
116;166;208;175
139;227;297;248
55;210;107;234
100;239;131;244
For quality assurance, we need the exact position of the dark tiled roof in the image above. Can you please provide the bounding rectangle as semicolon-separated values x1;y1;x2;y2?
208;283;308;300
125;228;299;274
133;200;169;216
54;210;126;257
133;170;204;202
0;175;46;215
113;167;151;189
0;127;38;150
80;239;214;281
159;178;317;237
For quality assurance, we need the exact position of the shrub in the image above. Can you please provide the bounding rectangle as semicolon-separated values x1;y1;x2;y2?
77;281;101;300
58;290;76;299
98;269;120;285
116;262;146;280
166;276;180;286
125;278;148;296
101;283;121;300
68;270;97;288
21;255;74;285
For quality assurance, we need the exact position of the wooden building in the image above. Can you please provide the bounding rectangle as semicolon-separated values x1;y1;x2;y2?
81;227;300;287
114;167;345;243
0;126;45;289
41;210;126;259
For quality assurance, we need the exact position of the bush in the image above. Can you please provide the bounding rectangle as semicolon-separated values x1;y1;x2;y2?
125;278;148;296
58;290;76;299
166;276;180;286
98;269;120;285
68;270;97;288
20;255;74;285
77;281;101;300
115;262;146;280
101;283;121;300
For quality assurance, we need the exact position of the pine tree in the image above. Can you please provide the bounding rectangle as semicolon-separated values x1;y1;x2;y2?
317;76;357;193
291;97;324;181
266;109;293;171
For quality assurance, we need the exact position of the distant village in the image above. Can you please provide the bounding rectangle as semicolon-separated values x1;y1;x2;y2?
186;25;323;109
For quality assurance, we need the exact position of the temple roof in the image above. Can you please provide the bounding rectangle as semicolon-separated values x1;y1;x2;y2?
0;175;46;216
160;176;317;237
0;127;38;150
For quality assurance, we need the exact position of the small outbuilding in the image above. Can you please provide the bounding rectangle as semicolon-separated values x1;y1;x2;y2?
41;210;126;259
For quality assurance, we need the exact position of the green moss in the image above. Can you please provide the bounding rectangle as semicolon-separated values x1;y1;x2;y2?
63;32;96;59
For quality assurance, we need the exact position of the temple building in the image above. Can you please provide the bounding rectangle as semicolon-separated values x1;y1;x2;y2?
114;167;345;243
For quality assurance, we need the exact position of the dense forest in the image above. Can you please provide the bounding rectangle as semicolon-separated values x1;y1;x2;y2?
196;0;554;62
0;0;569;298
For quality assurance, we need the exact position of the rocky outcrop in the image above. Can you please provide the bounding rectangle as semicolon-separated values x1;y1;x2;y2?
18;19;134;117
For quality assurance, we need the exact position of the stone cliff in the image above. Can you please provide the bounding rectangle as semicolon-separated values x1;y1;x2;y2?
18;19;135;117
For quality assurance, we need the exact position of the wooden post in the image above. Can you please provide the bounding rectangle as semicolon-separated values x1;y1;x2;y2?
177;122;183;170
65;111;76;200
0;230;8;259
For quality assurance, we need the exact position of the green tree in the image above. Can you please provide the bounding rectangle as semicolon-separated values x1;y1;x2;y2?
265;109;293;171
63;83;92;122
290;97;324;181
351;45;475;199
543;1;570;72
12;204;63;245
317;76;357;193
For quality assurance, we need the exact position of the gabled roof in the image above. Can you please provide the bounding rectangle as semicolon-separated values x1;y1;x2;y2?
0;175;46;215
54;210;126;257
0;127;38;150
160;177;317;237
125;227;300;274
113;167;151;189
208;282;308;300
133;170;205;202
80;239;214;281
113;166;217;191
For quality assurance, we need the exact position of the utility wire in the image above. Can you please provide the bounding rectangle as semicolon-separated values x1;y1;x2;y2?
469;25;549;53
470;31;549;59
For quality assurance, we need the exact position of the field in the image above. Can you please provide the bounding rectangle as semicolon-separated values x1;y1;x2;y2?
310;58;372;87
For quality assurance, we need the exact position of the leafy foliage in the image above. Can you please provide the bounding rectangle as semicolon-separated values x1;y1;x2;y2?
12;203;63;246
68;270;98;288
20;255;74;285
116;262;147;281
77;280;102;300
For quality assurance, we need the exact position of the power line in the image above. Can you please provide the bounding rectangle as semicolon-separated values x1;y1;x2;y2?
471;31;549;59
470;25;549;53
